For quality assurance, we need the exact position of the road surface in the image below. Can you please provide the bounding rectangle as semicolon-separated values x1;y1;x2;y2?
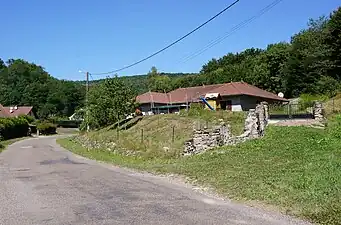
0;137;310;225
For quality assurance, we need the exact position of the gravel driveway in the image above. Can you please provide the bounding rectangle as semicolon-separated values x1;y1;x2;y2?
0;136;311;225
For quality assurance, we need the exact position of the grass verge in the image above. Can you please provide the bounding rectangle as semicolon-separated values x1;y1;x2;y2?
58;115;341;225
0;137;28;152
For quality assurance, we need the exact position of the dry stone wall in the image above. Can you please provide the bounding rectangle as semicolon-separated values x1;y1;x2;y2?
313;101;324;122
183;102;269;156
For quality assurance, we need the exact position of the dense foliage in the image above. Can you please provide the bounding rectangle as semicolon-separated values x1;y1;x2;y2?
0;59;85;118
36;122;57;135
81;71;197;95
84;77;137;129
0;116;29;140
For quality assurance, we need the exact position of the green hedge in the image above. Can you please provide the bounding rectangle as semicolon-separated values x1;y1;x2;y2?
55;120;82;128
37;122;57;135
0;117;29;140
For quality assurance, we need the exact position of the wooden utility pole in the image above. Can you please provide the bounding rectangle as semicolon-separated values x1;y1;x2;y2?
86;72;90;132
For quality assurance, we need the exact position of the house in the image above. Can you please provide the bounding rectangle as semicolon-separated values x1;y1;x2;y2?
0;104;35;118
136;82;288;114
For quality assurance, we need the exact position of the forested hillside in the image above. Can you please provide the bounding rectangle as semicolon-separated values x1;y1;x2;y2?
154;7;341;98
84;72;198;95
0;59;85;118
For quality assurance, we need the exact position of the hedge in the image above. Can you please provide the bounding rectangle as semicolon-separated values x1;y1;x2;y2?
37;122;57;135
0;117;29;140
55;120;82;128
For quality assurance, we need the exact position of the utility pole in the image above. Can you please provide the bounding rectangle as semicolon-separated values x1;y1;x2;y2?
86;72;90;132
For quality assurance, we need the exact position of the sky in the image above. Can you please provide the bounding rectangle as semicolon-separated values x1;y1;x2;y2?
0;0;340;81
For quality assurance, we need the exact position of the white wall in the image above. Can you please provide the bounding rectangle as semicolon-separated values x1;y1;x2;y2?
221;95;264;112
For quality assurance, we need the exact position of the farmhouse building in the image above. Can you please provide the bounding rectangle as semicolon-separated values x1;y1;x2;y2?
0;104;35;118
136;82;287;114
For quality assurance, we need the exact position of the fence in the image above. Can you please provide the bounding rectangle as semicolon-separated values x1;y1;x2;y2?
110;119;229;158
269;103;314;119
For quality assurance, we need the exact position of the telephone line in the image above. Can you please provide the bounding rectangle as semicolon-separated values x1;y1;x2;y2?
91;0;240;75
179;0;283;64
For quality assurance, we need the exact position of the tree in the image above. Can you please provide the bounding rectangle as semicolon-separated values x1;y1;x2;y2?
326;7;341;81
0;58;85;118
147;66;171;92
85;77;136;129
283;17;333;97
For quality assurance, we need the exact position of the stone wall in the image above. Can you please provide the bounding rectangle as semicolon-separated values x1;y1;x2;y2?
183;102;269;156
313;101;324;122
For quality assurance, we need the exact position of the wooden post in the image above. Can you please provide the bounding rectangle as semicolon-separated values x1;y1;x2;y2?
172;126;175;143
141;129;144;143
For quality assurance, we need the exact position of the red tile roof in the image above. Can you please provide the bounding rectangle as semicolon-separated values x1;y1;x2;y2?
0;104;10;117
136;82;287;104
136;92;170;104
0;105;34;118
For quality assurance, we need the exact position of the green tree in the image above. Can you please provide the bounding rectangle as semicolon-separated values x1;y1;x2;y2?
0;58;85;118
85;77;136;129
147;66;171;92
326;7;341;81
283;17;332;97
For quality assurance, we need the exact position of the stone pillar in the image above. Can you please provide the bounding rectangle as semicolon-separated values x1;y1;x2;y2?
219;124;232;145
313;101;324;122
256;102;269;136
244;109;260;138
261;101;269;122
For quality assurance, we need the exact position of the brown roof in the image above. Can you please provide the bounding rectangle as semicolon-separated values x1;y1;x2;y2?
136;82;287;104
136;92;169;104
0;105;33;118
0;104;10;117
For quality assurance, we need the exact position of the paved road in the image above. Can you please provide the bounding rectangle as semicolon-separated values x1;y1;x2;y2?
0;137;311;225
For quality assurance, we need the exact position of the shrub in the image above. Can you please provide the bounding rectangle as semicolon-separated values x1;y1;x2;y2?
55;120;82;128
37;122;57;135
0;117;29;140
299;93;329;109
19;115;35;123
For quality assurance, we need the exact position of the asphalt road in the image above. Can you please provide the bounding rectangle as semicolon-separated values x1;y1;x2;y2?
0;137;311;225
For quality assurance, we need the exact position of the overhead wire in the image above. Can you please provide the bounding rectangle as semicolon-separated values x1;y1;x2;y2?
178;0;284;64
91;0;241;75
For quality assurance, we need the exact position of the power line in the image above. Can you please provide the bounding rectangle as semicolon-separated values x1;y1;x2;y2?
91;0;241;75
179;0;283;64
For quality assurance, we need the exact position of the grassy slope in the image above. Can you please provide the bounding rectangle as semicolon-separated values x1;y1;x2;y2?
81;111;246;159
324;93;341;115
58;114;341;225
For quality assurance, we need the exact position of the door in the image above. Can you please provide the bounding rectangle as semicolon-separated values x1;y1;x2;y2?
220;101;227;110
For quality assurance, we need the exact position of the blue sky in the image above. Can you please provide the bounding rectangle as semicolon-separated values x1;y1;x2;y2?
0;0;339;81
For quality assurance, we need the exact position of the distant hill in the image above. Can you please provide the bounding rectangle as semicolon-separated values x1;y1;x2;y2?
75;72;198;95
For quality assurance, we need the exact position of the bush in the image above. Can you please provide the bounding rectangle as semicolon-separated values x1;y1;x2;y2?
55;120;82;128
0;117;29;140
37;122;57;135
299;93;329;109
19;115;35;123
